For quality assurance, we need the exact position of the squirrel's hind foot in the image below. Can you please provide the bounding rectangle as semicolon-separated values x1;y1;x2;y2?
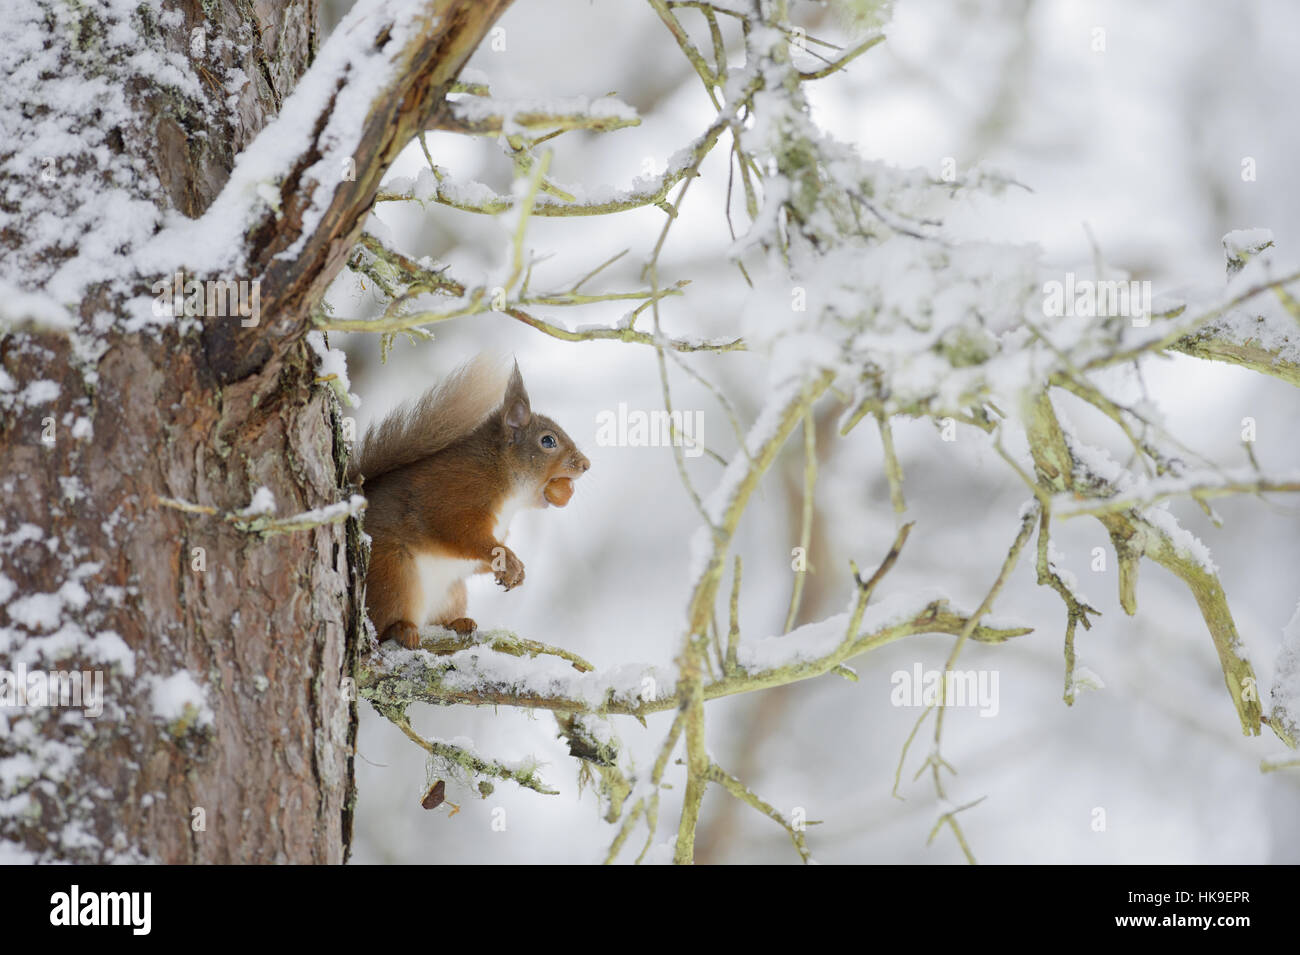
383;620;421;649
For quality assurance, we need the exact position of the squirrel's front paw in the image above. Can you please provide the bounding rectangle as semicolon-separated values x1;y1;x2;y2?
492;546;525;590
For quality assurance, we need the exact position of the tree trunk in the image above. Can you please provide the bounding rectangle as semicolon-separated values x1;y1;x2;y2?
1;0;509;863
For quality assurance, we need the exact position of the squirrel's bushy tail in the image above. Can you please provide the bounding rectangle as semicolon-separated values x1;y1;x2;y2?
348;355;508;482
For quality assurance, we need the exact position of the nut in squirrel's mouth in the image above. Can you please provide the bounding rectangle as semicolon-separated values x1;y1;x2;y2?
543;477;575;507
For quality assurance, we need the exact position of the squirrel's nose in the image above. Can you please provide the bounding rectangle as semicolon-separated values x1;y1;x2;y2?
573;453;590;473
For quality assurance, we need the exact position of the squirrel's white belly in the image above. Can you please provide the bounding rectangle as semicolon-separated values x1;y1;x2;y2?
412;552;478;624
411;494;531;625
494;489;532;540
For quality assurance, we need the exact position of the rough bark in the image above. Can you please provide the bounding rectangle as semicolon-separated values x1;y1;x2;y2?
0;0;511;863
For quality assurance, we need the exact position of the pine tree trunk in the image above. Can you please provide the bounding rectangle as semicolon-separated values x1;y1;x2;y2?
0;0;510;863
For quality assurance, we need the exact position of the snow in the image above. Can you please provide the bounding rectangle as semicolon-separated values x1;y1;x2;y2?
307;330;361;408
5;579;92;633
1136;504;1219;575
135;0;441;289
382;110;706;214
239;487;277;517
2;0;448;343
1222;228;1274;258
21;381;60;406
429;175;501;209
57;477;88;505
450;93;637;125
1055;467;1300;520
0;0;199;307
1071;667;1106;694
378;636;677;711
149;671;214;729
686;524;716;588
86;632;135;678
703;377;808;525
0;280;76;331
457;66;491;87
735;589;1012;671
375;588;1015;716
1045;541;1089;606
285;495;368;526
739;611;853;670
1270;602;1300;742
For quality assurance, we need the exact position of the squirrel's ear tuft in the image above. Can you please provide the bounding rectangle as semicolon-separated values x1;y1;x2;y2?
502;361;531;431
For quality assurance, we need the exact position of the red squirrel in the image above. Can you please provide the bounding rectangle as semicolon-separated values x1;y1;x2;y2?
349;357;590;649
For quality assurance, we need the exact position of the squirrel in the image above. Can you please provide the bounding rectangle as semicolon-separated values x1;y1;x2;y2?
348;356;590;649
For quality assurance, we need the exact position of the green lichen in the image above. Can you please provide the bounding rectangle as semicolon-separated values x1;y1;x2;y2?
163;702;208;738
937;324;998;368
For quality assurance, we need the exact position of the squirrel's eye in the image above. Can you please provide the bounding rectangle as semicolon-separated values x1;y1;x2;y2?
541;434;557;450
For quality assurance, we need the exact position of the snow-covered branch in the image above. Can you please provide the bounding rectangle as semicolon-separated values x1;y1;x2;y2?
139;0;514;376
357;596;1031;718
